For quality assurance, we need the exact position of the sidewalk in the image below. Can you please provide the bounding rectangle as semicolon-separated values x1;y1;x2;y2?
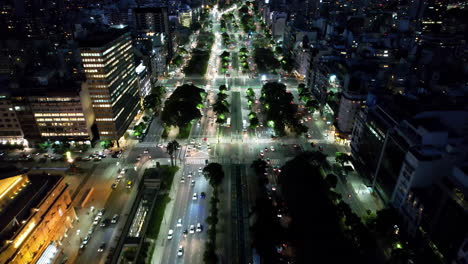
151;163;184;264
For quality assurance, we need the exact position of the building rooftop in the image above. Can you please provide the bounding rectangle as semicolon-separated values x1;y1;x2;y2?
0;174;61;244
78;26;129;48
133;6;167;13
410;117;446;132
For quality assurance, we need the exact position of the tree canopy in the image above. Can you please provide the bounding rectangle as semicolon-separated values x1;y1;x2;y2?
161;84;205;128
203;163;225;188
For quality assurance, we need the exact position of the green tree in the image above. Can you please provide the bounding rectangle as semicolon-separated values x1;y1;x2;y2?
161;84;205;128
326;174;338;189
203;163;225;188
166;140;180;167
335;152;353;167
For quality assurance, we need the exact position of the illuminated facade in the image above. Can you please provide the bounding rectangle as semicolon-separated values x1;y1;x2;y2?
80;27;140;141
0;173;75;264
136;62;152;98
29;90;94;140
0;94;25;146
179;9;192;28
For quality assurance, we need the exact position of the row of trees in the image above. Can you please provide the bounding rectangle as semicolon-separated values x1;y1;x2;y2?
239;47;250;73
246;88;259;128
260;82;307;136
213;85;230;125
250;158;285;262
254;47;280;73
297;83;320;113
277;151;376;263
143;86;167;114
184;31;214;75
202;163;225;264
220;51;230;74
238;3;255;33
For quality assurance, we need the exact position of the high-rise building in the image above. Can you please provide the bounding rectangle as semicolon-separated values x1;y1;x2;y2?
133;7;173;58
79;26;140;143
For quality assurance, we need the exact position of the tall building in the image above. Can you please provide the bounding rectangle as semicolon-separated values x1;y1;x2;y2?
28;89;95;141
0;173;76;264
79;26;140;143
0;91;25;146
133;7;173;58
178;6;192;28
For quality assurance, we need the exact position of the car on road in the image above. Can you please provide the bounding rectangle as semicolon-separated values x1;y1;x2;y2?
126;181;133;189
83;235;91;245
100;218;110;227
111;214;119;224
191;180;195;186
144;148;149;154
98;208;105;216
180;176;185;183
93;216;101;225
177;246;184;256
189;225;195;234
306;133;311;139
196;223;203;232
168;229;174;240
136;155;141;161
198;167;203;173
111;183;117;189
88;225;96;235
259;150;264;157
188;171;193;178
176;218;182;227
98;243;106;252
192;193;198;200
270;146;275;152
200;192;206;199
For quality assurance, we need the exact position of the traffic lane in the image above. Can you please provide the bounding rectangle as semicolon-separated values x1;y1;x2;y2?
76;162;138;263
163;165;196;262
183;164;210;263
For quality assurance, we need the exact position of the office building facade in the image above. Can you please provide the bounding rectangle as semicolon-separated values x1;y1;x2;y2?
80;27;140;142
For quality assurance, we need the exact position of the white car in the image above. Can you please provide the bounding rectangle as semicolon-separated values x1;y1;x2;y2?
97;208;105;216
198;167;203;173
168;229;174;240
196;223;203;232
177;246;184;256
270;146;275;152
191;180;195;186
188;171;193;178
189;225;195;234
176;218;182;227
93;216;101;225
111;214;119;224
192;193;198;200
97;243;105;252
180;177;185;183
83;235;91;245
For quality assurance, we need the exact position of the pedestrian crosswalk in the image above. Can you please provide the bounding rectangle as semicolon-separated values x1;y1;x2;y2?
184;157;282;165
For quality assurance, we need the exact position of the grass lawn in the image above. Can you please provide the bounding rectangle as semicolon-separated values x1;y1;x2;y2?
145;165;179;239
177;123;193;139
